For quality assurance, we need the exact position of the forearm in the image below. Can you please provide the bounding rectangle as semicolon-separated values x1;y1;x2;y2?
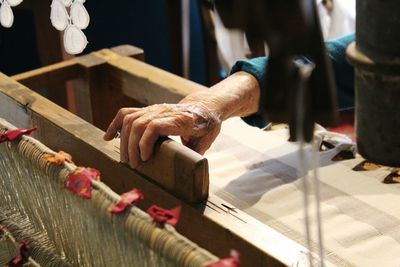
180;71;260;121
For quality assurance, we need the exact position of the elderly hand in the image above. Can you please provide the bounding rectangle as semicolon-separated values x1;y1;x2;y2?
103;71;261;169
103;103;222;168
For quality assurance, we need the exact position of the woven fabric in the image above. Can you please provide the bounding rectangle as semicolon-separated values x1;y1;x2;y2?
206;117;399;267
0;118;217;267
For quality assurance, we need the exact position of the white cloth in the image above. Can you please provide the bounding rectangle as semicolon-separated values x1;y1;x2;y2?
322;0;356;40
212;0;356;72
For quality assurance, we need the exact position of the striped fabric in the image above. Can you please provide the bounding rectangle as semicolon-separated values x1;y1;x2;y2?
205;118;399;267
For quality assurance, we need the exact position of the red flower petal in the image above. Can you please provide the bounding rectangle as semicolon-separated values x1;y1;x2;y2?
65;167;100;199
147;205;181;227
110;188;144;214
0;128;37;143
206;250;240;267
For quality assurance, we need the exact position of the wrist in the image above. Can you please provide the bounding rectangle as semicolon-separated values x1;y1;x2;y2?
180;71;261;122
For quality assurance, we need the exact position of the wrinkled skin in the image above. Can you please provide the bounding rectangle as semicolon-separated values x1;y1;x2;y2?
103;103;222;168
104;71;260;169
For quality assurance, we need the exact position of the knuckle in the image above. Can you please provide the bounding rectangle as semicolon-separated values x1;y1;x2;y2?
138;138;148;151
147;121;160;132
122;115;131;126
132;119;147;131
118;108;129;117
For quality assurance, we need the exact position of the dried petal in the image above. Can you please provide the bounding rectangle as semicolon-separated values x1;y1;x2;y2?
44;151;74;165
0;1;14;28
65;167;100;198
8;241;30;266
353;160;383;171
147;205;181;227
50;0;68;31
60;0;72;7
0;128;37;143
206;250;240;267
383;170;400;184
6;0;23;7
70;2;90;30
64;25;88;55
109;188;144;214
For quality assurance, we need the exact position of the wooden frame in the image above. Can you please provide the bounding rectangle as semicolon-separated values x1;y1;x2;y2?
0;47;305;266
11;45;208;204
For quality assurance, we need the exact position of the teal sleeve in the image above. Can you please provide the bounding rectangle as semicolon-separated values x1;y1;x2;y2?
325;34;355;110
230;33;355;127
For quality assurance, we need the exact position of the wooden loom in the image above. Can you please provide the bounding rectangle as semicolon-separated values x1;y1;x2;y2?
0;46;304;266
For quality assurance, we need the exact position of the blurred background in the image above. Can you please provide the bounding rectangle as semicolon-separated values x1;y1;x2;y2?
0;0;355;88
0;0;212;85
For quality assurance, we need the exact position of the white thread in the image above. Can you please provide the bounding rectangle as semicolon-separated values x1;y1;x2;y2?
295;63;325;267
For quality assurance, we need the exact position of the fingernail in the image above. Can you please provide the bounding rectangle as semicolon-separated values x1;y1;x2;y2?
131;161;138;169
141;152;148;162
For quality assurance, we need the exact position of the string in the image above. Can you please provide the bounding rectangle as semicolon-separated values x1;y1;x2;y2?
295;63;325;267
0;119;218;267
181;0;190;79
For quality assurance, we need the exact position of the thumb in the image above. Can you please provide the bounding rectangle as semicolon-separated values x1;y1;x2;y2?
181;136;212;155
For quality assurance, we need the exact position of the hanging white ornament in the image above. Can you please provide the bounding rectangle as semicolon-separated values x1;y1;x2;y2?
70;2;89;30
0;1;14;28
60;0;73;7
6;0;23;7
50;0;90;55
64;25;88;55
50;0;68;31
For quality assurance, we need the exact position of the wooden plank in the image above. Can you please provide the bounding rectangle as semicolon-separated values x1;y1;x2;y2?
0;73;303;266
111;45;145;61
97;49;208;105
11;60;81;89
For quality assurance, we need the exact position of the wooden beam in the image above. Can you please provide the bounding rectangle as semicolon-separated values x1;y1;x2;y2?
11;60;81;89
111;45;145;61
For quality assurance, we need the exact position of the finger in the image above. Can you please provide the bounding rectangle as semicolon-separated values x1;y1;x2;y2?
180;135;190;147
184;137;211;155
198;125;221;154
184;126;221;155
128;118;149;168
120;115;134;163
119;106;173;166
191;137;211;155
138;116;202;161
139;121;160;162
103;108;141;140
